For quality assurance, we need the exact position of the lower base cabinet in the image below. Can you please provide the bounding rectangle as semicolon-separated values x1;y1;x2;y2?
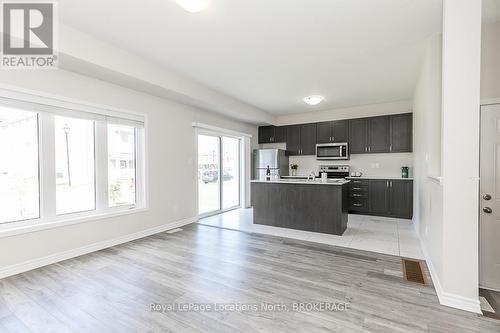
348;179;413;219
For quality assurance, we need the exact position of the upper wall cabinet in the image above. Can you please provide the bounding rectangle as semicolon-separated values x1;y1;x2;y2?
285;123;317;156
389;113;413;152
258;112;412;154
348;113;412;154
316;120;348;144
258;126;286;144
367;116;390;153
285;125;301;155
348;118;368;154
300;123;317;155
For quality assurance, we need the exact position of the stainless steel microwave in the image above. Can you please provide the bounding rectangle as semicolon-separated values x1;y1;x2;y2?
316;142;349;160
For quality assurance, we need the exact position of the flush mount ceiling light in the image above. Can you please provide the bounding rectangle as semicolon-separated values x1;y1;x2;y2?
303;95;324;106
176;0;211;13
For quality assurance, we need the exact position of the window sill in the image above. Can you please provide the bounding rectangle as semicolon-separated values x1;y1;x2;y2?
0;208;148;239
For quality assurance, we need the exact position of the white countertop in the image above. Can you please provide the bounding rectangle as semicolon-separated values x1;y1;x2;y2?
346;176;413;180
251;179;350;186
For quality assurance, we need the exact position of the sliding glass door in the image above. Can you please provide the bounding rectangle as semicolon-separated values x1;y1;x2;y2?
198;135;221;214
198;134;240;215
222;137;240;209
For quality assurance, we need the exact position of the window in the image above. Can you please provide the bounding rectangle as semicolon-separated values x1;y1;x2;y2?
108;124;136;207
55;116;95;215
0;107;39;223
0;95;146;227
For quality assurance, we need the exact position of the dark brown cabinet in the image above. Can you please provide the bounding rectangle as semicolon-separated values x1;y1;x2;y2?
369;180;390;213
388;180;413;218
285;125;301;155
258;126;286;144
333;120;349;143
285;123;317;156
368;116;390;153
316;121;331;144
316;120;348;144
348;178;413;219
389;113;413;152
348;179;369;213
258;113;412;154
348;113;411;154
300;123;317;155
348;118;368;154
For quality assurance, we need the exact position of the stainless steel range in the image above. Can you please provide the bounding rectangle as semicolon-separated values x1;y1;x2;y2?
318;165;350;179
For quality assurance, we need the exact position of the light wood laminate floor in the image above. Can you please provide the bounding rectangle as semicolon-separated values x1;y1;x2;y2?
0;223;498;333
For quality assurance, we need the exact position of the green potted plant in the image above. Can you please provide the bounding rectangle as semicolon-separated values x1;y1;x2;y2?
290;163;298;176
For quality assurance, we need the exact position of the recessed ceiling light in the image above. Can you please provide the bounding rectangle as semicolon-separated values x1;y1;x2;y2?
303;95;324;106
176;0;211;13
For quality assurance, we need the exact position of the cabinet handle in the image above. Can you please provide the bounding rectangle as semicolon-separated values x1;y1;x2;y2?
390;181;393;188
353;187;362;190
353;194;362;197
390;144;392;152
353;203;362;207
368;146;371;152
332;136;335;142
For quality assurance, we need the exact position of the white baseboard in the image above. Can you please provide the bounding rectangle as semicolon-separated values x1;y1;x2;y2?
0;216;198;280
420;238;482;314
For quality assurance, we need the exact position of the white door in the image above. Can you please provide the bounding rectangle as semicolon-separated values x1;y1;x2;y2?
480;104;500;290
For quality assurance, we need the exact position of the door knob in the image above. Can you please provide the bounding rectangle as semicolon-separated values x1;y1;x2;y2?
483;207;493;214
483;194;492;200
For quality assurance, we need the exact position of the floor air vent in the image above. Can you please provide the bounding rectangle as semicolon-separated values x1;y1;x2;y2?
402;259;426;284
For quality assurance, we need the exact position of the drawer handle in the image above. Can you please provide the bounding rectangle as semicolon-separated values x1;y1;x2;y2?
353;203;362;207
352;187;362;190
353;194;362;197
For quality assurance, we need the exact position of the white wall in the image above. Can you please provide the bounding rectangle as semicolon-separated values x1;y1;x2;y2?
440;0;481;313
412;33;444;289
481;20;500;100
288;154;413;178
0;69;258;272
413;0;482;313
275;100;412;125
411;15;500;315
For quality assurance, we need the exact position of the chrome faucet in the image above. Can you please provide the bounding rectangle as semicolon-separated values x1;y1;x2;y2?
307;171;316;181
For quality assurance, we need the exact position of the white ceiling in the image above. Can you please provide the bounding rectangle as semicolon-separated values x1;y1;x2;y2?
59;0;444;115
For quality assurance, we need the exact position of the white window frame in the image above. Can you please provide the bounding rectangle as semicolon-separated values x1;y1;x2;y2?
0;88;148;237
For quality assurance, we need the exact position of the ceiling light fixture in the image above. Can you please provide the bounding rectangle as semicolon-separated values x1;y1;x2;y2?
303;95;324;106
176;0;211;13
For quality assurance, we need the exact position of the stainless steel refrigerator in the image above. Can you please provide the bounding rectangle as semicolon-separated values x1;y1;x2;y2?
253;149;289;180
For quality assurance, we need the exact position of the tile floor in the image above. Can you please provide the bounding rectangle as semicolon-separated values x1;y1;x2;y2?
198;208;424;259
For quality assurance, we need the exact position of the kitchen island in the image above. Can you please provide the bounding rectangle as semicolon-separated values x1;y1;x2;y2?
250;179;350;235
